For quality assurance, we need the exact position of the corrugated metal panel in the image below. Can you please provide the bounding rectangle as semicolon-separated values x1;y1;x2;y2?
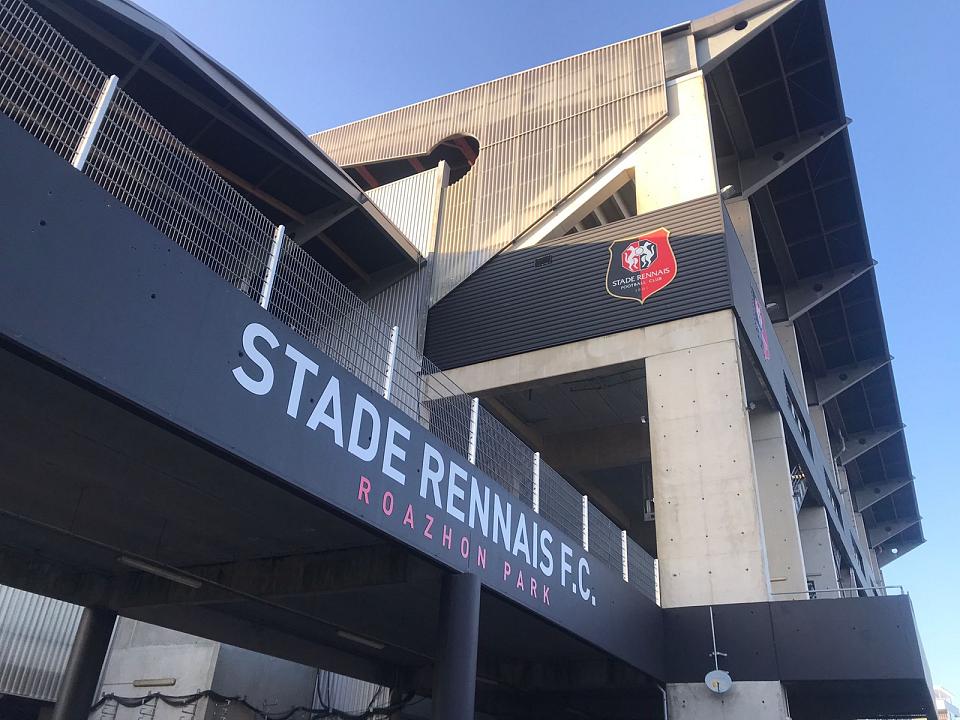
312;33;667;303
366;166;446;352
315;670;385;713
366;166;443;257
0;585;81;702
425;194;730;370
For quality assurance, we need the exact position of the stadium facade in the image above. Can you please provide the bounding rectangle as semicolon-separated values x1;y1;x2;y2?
0;0;933;718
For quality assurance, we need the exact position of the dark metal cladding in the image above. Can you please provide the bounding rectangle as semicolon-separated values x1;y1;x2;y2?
425;195;731;370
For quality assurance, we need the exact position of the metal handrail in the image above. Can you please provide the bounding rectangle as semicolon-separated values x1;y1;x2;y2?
771;585;906;598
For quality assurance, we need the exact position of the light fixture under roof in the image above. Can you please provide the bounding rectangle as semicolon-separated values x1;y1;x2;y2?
336;630;385;650
117;556;202;589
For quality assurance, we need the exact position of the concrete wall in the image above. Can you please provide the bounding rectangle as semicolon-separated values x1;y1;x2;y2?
95;621;317;720
750;409;808;599
798;506;840;598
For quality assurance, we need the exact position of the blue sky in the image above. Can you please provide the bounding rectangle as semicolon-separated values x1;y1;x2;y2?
135;0;959;692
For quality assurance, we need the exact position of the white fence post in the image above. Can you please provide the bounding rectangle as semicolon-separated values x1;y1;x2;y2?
582;495;589;551
532;452;541;513
383;325;399;400
260;224;285;310
467;397;479;464
621;530;629;583
72;74;118;171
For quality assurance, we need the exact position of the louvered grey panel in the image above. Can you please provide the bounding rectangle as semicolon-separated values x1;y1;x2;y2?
312;33;667;304
0;585;81;702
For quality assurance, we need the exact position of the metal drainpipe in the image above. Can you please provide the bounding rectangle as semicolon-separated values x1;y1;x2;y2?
657;684;668;720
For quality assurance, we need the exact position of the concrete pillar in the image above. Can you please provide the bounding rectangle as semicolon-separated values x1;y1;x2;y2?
668;681;791;719
646;332;770;607
798;507;839;598
750;409;807;599
432;572;480;720
52;606;117;720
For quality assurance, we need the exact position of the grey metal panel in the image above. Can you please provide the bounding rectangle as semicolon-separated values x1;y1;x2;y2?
0;585;81;702
366;167;446;352
312;33;667;303
425;194;730;370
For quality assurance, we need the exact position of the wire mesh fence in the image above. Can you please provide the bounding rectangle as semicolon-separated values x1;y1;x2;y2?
538;461;584;545
626;537;657;603
475;407;535;504
588;501;622;576
84;89;276;301
0;0;105;161
0;0;659;601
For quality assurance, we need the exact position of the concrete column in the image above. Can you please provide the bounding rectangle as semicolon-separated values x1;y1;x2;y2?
52;606;117;720
646;331;770;607
668;681;791;719
432;572;480;720
750;408;807;599
798;507;839;598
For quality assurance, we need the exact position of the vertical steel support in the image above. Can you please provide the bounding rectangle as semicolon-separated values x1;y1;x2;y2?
432;572;480;720
582;495;589;551
621;530;629;582
51;606;117;720
72;75;118;171
467;397;479;464
259;224;285;310
383;325;399;400
532;452;541;513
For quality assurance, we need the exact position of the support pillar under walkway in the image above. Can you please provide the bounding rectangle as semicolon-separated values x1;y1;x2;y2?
52;606;117;720
432;572;481;720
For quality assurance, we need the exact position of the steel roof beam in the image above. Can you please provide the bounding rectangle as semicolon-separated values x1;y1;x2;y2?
855;475;914;512
292;202;357;243
811;355;891;405
837;424;904;466
710;62;756;159
867;518;919;549
784;259;876;321
737;119;849;198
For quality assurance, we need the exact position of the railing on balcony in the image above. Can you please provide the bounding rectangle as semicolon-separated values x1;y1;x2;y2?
0;0;658;602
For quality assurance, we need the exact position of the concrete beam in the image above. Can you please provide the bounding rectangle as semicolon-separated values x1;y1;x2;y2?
433;310;738;398
812;356;892;405
783;259;875;321
837;425;904;466
114;545;425;609
854;476;914;512
868;518;920;549
738;119;850;198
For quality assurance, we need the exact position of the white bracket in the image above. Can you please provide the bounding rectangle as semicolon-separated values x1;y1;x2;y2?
532;452;541;513
582;495;589;551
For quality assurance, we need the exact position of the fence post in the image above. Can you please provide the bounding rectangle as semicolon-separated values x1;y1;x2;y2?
72;74;118;171
532;452;541;513
467;397;479;464
581;496;589;551
621;530;629;583
383;325;399;400
260;224;285;310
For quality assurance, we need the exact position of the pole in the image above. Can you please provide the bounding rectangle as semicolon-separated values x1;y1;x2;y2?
72;75;118;171
467;397;479;464
432;572;480;720
383;325;399;400
52;606;117;720
259;224;285;310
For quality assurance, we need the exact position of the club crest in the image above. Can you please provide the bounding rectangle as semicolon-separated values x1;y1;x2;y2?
606;228;677;304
